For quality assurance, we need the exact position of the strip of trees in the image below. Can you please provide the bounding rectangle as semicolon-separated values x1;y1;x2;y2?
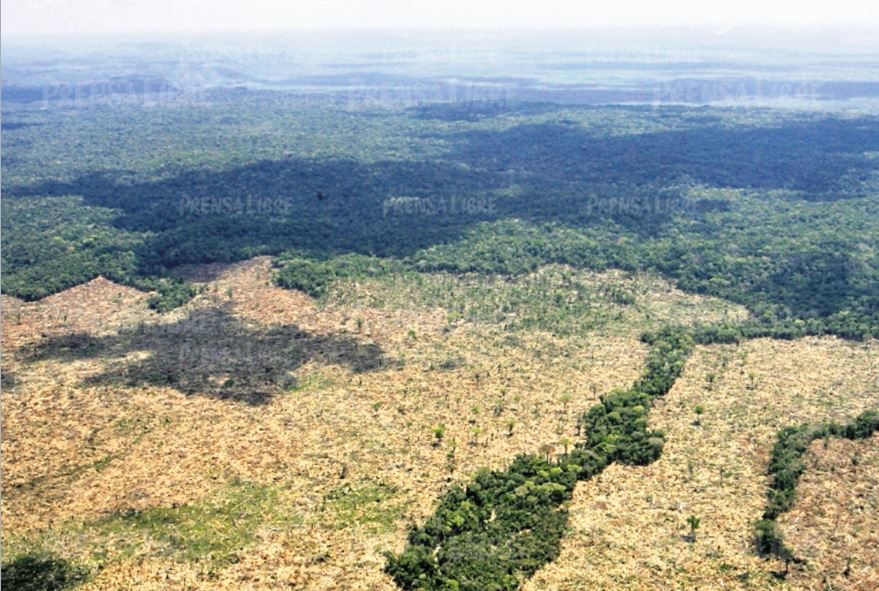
755;410;879;564
385;328;694;590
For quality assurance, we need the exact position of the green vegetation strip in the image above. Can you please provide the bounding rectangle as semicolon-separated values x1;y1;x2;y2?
755;410;879;563
385;328;693;591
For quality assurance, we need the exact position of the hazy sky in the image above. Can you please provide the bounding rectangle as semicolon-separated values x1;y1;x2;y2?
3;0;878;36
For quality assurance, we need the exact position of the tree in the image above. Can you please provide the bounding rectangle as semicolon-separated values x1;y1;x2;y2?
693;404;705;427
432;424;446;447
685;515;701;543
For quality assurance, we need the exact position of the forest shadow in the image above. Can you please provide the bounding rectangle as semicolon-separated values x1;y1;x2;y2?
26;306;386;405
5;107;878;271
444;114;879;198
5;156;504;265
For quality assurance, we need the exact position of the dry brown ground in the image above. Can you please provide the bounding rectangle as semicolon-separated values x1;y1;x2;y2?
2;258;643;590
780;434;879;591
523;337;879;591
2;258;877;590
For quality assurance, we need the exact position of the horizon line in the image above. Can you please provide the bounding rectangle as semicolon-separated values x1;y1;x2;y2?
5;23;879;40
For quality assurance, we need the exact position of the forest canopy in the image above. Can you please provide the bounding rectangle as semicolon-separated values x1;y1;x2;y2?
2;100;878;337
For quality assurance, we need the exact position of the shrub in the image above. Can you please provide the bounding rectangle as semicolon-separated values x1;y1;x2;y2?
1;554;88;591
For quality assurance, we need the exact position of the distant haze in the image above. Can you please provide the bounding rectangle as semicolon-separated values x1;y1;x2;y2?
3;0;879;37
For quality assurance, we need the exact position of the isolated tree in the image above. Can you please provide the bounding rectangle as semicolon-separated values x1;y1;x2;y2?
693;404;705;427
505;419;516;437
432;424;445;447
559;437;571;457
559;393;572;414
685;515;701;543
705;372;716;390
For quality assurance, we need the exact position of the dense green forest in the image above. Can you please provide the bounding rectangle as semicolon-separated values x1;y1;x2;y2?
3;99;878;337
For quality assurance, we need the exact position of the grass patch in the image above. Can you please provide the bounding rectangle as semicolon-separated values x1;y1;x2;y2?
288;370;335;394
326;480;405;533
88;479;291;566
3;481;301;584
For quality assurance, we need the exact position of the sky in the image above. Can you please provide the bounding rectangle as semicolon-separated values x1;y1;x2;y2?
2;0;879;37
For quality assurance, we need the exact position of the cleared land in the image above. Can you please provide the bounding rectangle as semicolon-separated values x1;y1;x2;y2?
523;337;879;591
2;258;876;590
